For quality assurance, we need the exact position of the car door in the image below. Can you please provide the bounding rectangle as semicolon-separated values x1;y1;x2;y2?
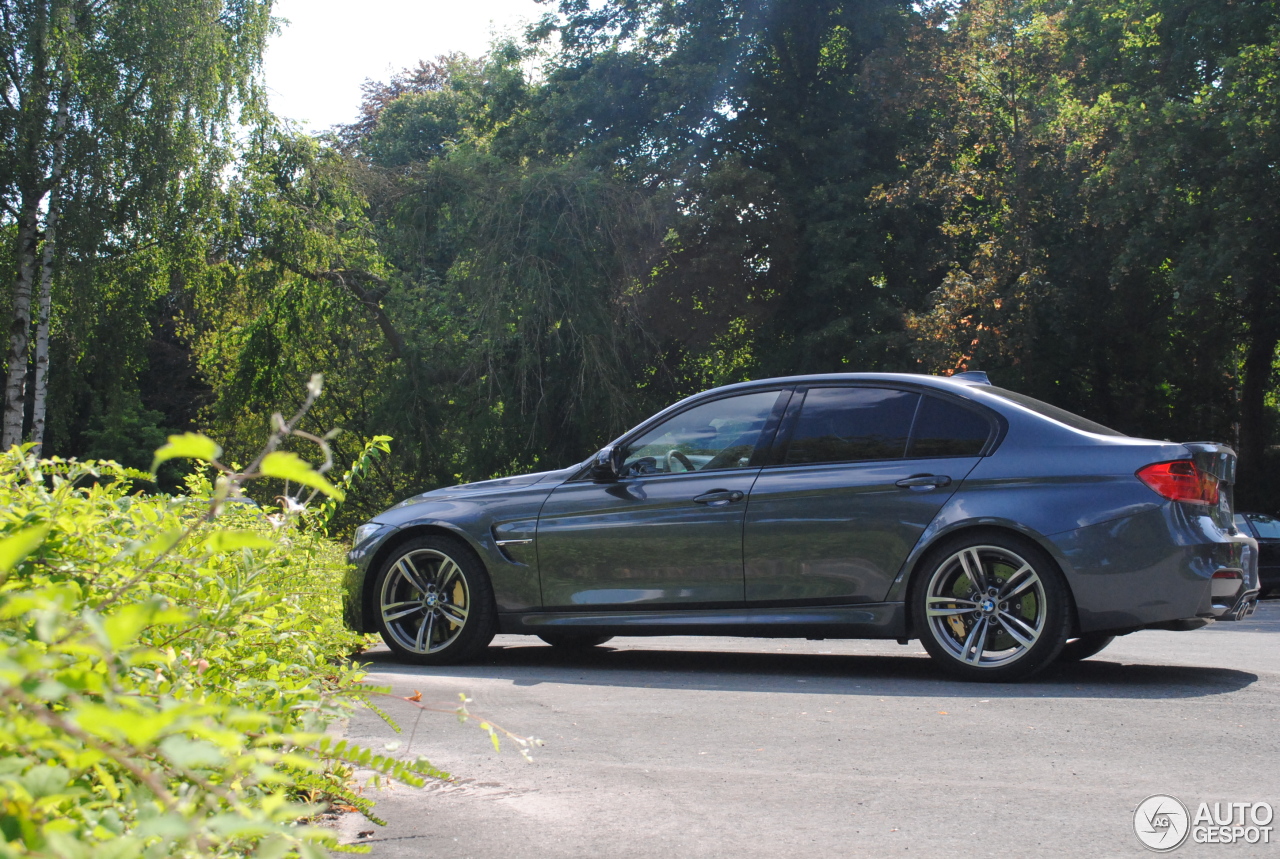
536;389;789;609
743;387;995;604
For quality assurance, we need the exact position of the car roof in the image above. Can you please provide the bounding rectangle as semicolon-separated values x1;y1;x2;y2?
706;372;986;395
685;372;1136;444
711;373;977;389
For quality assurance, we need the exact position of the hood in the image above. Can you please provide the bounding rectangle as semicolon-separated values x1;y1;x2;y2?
391;464;580;508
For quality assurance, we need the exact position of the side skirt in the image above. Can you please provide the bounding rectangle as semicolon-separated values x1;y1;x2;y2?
498;602;907;639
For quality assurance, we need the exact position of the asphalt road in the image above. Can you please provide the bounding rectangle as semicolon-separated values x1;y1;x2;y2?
333;600;1280;858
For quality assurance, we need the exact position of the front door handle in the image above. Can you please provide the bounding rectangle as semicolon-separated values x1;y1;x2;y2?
896;474;952;489
693;489;746;506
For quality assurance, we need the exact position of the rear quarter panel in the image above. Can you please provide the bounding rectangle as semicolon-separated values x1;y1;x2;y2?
882;405;1228;632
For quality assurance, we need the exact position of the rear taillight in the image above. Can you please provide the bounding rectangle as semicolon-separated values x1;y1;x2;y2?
1137;460;1220;505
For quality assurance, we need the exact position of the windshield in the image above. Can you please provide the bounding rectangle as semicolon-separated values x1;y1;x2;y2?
984;387;1125;437
1246;513;1280;540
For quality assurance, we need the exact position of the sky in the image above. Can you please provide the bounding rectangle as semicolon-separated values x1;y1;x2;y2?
263;0;547;131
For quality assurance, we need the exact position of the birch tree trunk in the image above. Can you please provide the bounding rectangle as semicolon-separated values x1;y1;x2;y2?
29;71;71;455
3;204;40;450
3;0;49;451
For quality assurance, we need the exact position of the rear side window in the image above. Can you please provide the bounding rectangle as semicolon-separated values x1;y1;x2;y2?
908;395;993;458
784;387;918;465
984;386;1124;436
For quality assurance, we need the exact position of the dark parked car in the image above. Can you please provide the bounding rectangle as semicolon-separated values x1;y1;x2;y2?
1233;513;1280;597
343;373;1260;681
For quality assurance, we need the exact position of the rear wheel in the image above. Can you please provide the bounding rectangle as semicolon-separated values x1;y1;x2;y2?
913;534;1070;682
538;633;614;649
374;536;497;664
1058;633;1115;663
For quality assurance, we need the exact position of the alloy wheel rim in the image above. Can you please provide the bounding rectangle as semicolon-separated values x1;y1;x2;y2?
380;549;470;654
924;545;1046;668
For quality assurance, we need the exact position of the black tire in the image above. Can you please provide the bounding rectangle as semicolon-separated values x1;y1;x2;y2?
537;633;614;648
912;532;1071;682
1057;633;1115;663
373;535;497;664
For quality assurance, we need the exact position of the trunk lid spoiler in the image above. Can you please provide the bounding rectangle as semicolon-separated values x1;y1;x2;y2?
1184;441;1237;529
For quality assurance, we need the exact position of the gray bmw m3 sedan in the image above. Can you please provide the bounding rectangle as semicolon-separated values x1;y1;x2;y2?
343;372;1261;681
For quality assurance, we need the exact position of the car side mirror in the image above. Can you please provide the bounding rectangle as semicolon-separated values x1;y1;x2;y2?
590;446;626;482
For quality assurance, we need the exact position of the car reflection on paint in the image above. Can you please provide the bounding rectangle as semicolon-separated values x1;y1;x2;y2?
343;372;1260;681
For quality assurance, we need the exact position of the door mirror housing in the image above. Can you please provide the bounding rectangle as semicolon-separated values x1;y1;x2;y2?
590;446;626;482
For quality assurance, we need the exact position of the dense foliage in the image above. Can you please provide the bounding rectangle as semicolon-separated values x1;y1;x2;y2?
0;436;450;857
6;0;1280;515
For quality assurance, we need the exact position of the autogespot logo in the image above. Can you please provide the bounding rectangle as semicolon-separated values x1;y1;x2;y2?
1134;795;1276;851
1134;795;1191;852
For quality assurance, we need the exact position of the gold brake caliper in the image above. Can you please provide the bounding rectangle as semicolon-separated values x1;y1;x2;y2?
450;581;466;629
947;614;967;640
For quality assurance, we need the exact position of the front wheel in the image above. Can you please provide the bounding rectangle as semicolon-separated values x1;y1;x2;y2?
913;534;1070;682
374;536;497;664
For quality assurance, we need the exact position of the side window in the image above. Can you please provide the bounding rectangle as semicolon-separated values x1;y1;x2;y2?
908;395;993;458
622;390;782;475
783;387;918;465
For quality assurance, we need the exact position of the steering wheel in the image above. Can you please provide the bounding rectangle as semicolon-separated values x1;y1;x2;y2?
665;449;695;473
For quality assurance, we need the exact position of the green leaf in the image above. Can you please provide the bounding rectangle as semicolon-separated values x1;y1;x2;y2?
41;832;92;859
20;764;72;798
102;604;159;649
252;835;295;859
132;813;191;840
0;523;49;574
151;432;222;473
88;837;144;859
138;528;184;560
159;736;227;768
259;451;345;500
205;530;278;553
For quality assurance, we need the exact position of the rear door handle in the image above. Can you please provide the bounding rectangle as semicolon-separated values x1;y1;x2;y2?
896;474;952;489
694;489;746;506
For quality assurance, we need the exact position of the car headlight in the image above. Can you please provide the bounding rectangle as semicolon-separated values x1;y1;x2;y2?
353;523;385;548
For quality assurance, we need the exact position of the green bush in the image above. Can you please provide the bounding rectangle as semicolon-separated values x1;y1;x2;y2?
0;437;443;858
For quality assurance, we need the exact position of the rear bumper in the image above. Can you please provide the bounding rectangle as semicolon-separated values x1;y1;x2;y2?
1048;503;1259;635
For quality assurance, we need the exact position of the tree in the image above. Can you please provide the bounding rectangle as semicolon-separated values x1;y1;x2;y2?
1074;0;1280;503
884;0;1277;481
530;0;923;384
0;0;273;451
193;50;668;502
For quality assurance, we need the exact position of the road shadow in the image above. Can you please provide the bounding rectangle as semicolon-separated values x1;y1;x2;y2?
356;643;1257;700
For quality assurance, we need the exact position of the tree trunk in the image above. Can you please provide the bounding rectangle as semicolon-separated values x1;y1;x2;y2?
29;70;71;455
1237;308;1278;509
3;204;40;450
4;0;50;451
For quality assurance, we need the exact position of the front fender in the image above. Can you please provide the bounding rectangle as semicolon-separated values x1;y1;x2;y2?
351;485;558;630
